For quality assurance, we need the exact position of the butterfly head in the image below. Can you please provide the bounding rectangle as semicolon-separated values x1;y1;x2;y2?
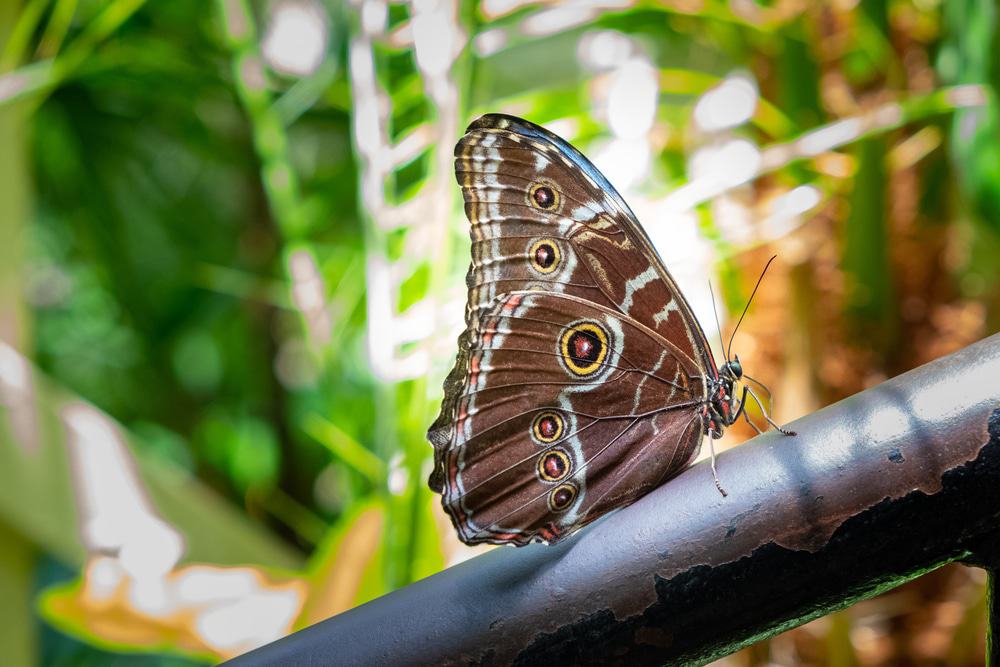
720;355;743;403
720;355;743;382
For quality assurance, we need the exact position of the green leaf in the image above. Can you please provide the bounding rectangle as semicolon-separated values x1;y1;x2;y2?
303;414;386;486
940;0;1000;232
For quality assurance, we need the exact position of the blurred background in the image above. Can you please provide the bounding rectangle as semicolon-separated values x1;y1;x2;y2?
0;0;997;664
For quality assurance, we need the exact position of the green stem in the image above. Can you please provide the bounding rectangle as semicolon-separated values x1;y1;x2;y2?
0;0;50;71
0;0;147;107
36;0;78;59
0;520;35;667
0;2;32;349
215;0;308;240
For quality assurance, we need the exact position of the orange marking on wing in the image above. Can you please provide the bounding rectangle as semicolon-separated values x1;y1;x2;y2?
469;356;481;386
503;294;523;313
538;525;560;542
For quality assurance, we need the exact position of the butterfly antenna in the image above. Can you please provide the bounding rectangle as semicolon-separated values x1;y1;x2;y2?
726;255;777;362
708;280;727;362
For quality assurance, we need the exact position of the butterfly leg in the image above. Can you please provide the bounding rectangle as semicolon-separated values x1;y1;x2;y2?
731;385;765;435
746;386;796;436
741;408;765;435
730;384;749;424
705;426;728;497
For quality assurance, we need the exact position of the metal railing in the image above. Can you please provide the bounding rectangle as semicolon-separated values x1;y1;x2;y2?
229;333;1000;666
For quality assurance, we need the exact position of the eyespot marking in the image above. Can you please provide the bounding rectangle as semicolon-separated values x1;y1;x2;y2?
529;182;559;210
537;449;571;482
559;321;609;377
548;483;577;512
532;411;564;445
528;238;561;274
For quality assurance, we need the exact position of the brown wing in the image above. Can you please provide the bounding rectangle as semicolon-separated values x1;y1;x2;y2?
428;114;716;452
462;114;712;358
428;114;718;545
436;291;706;546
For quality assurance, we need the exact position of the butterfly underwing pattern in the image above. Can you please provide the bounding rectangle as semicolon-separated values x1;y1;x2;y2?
427;113;791;547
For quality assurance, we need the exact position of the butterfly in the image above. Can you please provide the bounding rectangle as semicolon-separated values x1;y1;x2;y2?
427;114;793;547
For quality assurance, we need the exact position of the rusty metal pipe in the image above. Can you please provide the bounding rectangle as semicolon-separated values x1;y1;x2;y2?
229;333;1000;666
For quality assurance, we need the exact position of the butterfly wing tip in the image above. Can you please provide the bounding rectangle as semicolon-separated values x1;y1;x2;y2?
466;113;530;135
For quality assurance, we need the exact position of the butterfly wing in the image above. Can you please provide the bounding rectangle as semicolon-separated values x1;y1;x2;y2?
437;291;706;546
429;114;717;545
459;113;713;364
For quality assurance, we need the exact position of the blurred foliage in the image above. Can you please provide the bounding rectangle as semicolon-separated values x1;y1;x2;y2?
0;0;998;665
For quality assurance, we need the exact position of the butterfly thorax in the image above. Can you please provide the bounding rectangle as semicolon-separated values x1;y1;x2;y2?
705;358;744;439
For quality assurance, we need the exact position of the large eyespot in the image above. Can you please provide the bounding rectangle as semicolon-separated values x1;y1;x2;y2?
559;321;609;377
528;238;561;274
532;411;564;444
537;449;571;482
529;182;559;210
548;483;578;512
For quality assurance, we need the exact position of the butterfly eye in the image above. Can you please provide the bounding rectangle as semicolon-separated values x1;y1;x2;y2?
529;183;559;210
548;483;578;512
532;411;564;444
559;321;609;377
537;449;571;482
528;238;561;274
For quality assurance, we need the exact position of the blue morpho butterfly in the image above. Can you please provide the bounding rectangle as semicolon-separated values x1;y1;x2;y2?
427;114;793;546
